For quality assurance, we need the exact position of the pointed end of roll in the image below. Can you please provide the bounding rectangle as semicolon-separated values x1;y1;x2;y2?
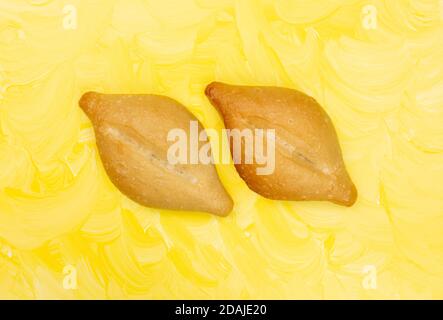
201;187;234;217
332;181;358;207
213;194;234;217
205;82;231;115
79;92;101;119
204;82;222;99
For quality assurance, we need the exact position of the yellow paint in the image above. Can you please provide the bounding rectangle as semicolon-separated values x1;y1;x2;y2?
0;0;443;299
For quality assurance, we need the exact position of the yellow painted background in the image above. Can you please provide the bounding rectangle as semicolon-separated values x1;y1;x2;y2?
1;0;443;299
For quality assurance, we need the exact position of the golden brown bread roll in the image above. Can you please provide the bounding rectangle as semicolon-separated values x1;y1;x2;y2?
79;92;233;216
205;82;357;206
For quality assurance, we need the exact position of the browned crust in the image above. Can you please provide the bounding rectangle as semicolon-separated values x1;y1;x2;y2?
80;92;234;216
205;82;357;207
